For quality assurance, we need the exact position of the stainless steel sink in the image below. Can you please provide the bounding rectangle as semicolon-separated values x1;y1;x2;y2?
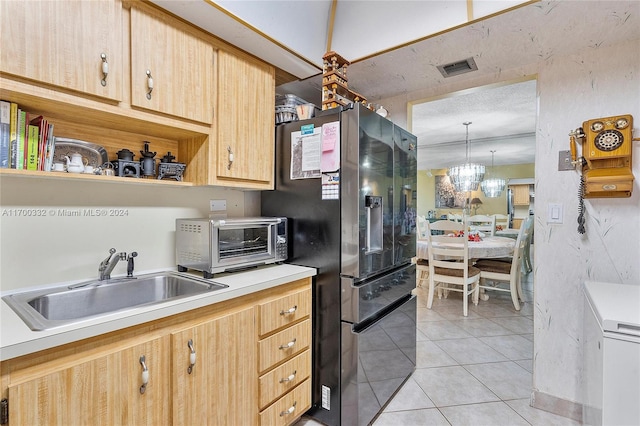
2;272;228;331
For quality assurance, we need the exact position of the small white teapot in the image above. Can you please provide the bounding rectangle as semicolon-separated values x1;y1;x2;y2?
64;153;87;174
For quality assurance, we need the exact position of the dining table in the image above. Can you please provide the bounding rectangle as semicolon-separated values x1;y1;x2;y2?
416;235;516;260
416;235;516;301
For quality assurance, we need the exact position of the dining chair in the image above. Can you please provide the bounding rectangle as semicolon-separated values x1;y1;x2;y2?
415;215;430;287
491;213;509;230
474;218;532;310
522;215;534;274
466;214;496;236
425;220;480;316
447;212;462;222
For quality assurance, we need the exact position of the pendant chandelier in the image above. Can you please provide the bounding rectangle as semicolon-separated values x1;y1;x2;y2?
481;150;506;197
447;122;485;192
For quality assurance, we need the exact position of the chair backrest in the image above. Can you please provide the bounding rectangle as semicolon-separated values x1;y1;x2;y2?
447;212;463;222
466;215;496;236
416;215;429;240
508;218;533;275
426;220;469;274
491;214;509;229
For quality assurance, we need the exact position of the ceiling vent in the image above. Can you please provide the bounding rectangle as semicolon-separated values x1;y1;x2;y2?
437;57;478;78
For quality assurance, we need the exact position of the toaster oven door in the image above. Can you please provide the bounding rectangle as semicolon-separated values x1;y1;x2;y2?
214;222;275;266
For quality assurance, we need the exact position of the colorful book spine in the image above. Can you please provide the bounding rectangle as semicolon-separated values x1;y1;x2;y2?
9;102;18;168
44;123;55;171
26;124;39;170
16;109;26;169
0;100;9;168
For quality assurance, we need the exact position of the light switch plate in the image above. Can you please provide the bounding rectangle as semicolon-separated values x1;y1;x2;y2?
547;203;563;224
558;150;574;171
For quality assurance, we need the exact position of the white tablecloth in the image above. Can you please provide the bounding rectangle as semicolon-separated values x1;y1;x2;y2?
417;236;516;259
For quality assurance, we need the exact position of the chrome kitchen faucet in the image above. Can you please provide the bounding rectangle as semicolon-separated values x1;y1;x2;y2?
99;248;127;281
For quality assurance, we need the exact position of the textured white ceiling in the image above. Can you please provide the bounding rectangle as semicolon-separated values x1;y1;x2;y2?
149;0;640;170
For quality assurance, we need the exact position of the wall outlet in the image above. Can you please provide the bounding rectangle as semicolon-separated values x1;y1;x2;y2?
210;199;227;211
558;150;574;171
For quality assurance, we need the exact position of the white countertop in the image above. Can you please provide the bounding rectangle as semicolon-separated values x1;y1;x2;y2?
583;280;640;337
0;264;316;361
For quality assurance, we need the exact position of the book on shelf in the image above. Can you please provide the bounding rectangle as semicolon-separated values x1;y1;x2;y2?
9;102;18;168
44;123;55;171
29;114;48;171
16;109;26;169
0;100;9;168
2;102;56;171
26;124;39;170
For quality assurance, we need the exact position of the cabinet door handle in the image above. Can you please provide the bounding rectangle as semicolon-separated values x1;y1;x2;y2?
187;339;196;374
279;370;297;383
280;305;297;316
279;338;296;350
146;69;154;100
279;401;297;417
100;53;109;87
139;355;149;394
227;146;234;170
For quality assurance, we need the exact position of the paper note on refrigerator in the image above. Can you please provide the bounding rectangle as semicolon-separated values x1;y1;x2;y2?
320;121;340;172
290;128;321;179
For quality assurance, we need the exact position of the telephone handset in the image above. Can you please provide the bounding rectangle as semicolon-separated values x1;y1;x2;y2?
569;114;635;233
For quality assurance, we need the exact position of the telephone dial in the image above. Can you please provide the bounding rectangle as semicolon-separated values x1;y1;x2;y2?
569;114;636;233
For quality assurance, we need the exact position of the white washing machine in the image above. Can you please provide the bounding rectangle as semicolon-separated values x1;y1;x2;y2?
583;281;640;426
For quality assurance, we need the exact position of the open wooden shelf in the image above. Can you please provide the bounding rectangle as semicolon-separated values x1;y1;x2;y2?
0;168;193;187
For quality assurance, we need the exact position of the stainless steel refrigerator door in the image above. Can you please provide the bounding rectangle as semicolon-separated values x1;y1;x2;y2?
341;295;417;426
341;104;396;279
341;264;416;324
393;126;418;264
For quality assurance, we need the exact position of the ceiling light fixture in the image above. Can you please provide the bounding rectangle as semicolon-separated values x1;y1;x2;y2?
481;150;506;197
447;122;485;192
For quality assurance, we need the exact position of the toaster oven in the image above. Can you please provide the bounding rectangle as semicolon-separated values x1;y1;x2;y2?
176;217;288;278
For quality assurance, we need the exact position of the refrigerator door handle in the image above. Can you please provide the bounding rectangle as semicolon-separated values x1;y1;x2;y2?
365;195;383;254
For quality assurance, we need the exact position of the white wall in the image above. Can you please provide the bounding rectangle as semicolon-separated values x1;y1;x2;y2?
0;176;260;292
382;36;640;418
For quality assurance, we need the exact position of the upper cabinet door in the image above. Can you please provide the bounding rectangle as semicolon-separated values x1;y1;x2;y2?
216;50;275;187
130;6;214;124
0;0;123;101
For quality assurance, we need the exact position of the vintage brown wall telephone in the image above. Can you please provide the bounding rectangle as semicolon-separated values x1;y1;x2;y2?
569;114;636;233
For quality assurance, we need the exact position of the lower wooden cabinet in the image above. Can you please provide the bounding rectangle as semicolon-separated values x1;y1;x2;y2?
171;307;255;426
6;335;171;426
256;284;312;425
1;277;311;426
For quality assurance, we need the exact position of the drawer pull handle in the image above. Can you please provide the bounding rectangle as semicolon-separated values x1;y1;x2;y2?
279;370;297;383
279;338;297;350
279;401;297;417
280;305;297;315
139;355;149;394
100;53;109;86
146;69;154;100
227;146;234;170
187;339;196;374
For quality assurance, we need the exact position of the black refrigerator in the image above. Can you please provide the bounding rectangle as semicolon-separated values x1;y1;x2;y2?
262;103;417;426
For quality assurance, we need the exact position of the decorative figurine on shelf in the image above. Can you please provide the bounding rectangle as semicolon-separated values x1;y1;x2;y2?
157;151;186;181
139;141;157;177
113;148;140;178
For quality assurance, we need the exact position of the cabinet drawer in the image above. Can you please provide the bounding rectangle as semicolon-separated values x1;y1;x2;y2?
259;379;311;426
259;349;311;409
258;319;311;373
257;287;311;337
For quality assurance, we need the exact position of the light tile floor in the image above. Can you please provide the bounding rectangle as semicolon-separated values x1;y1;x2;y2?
297;266;583;425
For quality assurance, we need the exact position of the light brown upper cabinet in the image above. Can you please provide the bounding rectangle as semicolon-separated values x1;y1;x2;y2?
0;0;123;102
215;50;275;188
130;5;214;124
512;184;531;205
